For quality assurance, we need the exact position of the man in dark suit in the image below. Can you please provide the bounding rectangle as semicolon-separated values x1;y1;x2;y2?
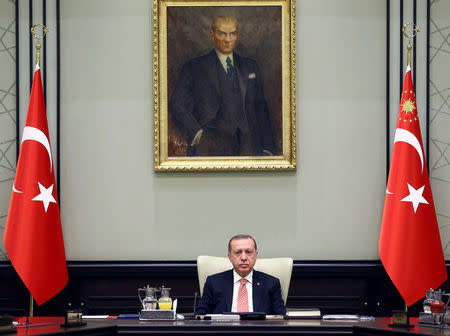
195;235;286;315
170;15;276;156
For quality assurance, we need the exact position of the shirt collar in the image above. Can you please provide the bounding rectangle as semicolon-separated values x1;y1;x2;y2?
233;269;253;284
215;50;234;65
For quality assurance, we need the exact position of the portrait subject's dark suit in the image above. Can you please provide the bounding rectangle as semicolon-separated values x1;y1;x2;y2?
194;269;286;315
170;49;276;156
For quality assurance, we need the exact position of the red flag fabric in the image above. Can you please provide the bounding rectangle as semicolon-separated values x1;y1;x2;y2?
379;66;447;306
4;65;68;306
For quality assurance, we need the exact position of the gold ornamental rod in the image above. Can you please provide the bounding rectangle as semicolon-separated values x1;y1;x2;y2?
29;294;34;317
402;23;420;67
30;24;49;66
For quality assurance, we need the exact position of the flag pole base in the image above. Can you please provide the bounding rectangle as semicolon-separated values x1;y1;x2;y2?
389;310;414;328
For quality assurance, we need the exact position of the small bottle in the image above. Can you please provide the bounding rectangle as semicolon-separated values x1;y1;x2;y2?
142;294;158;311
423;289;434;313
158;286;173;310
430;290;445;314
141;286;158;311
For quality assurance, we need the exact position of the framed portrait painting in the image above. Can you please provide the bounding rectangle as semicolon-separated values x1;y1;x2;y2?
153;0;296;171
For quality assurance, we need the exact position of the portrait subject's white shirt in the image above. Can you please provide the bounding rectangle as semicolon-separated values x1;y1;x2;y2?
231;269;254;312
215;50;234;73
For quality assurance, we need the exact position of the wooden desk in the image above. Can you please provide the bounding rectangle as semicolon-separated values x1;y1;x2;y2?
13;317;115;336
11;317;450;336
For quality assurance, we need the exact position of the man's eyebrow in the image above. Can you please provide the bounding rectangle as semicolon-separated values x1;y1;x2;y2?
217;29;237;34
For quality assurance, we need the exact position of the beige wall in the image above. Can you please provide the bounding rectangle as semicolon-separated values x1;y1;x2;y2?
57;0;386;260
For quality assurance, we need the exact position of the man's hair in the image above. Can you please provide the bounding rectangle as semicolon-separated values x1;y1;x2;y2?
211;15;238;32
228;234;257;252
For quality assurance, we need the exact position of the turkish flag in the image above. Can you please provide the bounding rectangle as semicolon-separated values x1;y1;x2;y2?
379;66;447;306
4;65;68;306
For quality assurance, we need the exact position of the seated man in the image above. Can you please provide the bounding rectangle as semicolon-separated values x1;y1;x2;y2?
195;234;286;315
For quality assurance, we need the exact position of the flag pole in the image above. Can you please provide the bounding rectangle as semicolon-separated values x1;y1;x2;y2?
26;24;49;319
29;294;34;318
402;22;419;316
389;23;420;325
401;24;419;316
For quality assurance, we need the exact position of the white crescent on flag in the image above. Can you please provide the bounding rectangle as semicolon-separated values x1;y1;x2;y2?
393;128;424;173
13;126;53;194
21;126;53;171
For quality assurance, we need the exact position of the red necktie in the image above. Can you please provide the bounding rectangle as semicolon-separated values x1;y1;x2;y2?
237;278;249;312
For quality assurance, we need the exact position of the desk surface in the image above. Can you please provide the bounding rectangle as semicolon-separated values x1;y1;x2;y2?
11;317;450;336
13;317;114;336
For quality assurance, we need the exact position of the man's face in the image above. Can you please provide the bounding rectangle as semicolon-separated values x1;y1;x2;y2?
210;19;238;55
228;238;258;277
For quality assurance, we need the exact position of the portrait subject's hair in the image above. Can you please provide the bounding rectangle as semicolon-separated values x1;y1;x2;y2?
228;234;257;252
211;15;238;32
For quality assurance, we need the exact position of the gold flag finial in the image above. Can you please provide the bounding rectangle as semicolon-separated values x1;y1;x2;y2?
30;24;49;66
402;23;420;67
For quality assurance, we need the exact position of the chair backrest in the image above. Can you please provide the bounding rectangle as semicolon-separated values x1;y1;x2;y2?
196;255;293;304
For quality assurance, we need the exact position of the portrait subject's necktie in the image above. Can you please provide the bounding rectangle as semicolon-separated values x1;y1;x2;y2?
226;56;234;78
237;278;249;312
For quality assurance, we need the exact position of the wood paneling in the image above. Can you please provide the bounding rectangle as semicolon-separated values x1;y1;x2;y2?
0;261;445;316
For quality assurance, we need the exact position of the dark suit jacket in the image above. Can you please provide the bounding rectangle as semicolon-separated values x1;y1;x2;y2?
195;269;286;315
170;49;276;154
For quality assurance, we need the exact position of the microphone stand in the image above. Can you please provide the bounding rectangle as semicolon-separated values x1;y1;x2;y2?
193;292;198;313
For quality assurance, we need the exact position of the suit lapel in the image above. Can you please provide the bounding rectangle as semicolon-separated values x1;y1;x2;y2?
234;53;248;104
224;270;234;312
252;271;262;312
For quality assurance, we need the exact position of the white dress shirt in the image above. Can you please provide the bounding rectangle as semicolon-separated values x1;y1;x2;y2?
215;50;234;73
231;269;254;312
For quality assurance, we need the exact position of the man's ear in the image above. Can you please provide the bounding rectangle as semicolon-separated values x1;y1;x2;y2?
227;252;232;261
209;29;214;40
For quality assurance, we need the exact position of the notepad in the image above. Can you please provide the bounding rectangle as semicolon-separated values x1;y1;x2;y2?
285;309;321;319
205;314;240;321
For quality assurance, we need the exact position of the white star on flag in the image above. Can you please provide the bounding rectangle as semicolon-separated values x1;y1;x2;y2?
32;182;57;212
401;183;428;213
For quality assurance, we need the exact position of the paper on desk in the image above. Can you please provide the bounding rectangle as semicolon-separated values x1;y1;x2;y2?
322;314;359;320
82;315;110;319
286;309;321;318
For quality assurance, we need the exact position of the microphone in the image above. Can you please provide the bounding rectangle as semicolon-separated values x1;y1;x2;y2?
193;292;198;313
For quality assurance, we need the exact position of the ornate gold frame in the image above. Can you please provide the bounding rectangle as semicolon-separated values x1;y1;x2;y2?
153;0;296;171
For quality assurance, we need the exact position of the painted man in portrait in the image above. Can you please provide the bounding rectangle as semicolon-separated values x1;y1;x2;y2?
169;15;276;156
